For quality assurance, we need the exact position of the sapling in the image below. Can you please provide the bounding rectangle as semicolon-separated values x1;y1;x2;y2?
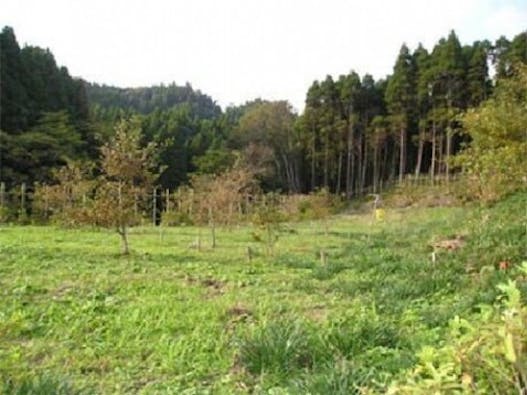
35;118;158;254
190;166;256;249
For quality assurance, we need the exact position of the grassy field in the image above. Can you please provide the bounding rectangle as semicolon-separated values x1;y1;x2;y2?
0;193;525;394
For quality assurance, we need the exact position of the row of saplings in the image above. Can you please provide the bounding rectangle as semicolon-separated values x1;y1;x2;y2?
31;119;342;254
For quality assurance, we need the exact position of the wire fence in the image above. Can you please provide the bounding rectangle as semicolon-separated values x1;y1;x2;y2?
0;174;456;225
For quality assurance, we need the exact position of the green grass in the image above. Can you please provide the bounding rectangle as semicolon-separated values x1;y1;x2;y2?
0;192;525;393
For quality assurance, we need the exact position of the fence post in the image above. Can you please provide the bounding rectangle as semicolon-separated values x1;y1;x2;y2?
21;182;26;214
165;188;170;214
152;187;157;226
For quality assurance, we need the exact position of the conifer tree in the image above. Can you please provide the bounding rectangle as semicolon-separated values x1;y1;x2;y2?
385;44;416;182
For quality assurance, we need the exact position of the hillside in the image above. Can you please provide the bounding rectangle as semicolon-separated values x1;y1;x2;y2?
85;82;222;119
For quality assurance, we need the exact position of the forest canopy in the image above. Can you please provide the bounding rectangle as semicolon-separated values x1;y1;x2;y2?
1;25;526;194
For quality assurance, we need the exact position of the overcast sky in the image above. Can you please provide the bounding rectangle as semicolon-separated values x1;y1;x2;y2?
1;0;526;112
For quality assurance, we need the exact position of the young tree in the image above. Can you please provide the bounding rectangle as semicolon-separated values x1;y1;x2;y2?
191;166;257;248
93;118;157;254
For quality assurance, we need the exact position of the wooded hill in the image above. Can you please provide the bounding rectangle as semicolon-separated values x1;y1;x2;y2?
1;26;526;194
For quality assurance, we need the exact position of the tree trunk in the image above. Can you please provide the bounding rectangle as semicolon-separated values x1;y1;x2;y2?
361;138;368;193
345;121;353;198
430;119;437;185
292;161;300;193
211;223;216;249
311;125;316;191
438;134;444;179
381;139;388;185
323;131;329;188
390;138;397;182
336;151;343;195
445;126;452;184
399;125;406;184
357;133;362;194
415;129;424;181
285;154;300;193
119;226;130;255
281;153;293;192
373;139;379;193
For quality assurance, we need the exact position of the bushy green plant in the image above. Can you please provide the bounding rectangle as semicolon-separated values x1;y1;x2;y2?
252;193;286;255
0;205;10;223
454;64;527;203
388;264;527;394
324;314;401;357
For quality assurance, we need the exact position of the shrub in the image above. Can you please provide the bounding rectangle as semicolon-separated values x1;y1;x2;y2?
388;264;527;394
454;64;527;203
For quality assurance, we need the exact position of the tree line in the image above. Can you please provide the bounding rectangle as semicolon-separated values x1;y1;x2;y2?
1;25;526;196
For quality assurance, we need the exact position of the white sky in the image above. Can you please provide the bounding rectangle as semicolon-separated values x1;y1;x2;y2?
1;0;526;112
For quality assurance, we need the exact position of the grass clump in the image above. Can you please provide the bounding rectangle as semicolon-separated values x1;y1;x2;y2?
290;360;375;395
236;319;322;379
2;375;87;395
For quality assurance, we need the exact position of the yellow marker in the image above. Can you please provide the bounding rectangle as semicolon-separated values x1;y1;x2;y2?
375;208;386;221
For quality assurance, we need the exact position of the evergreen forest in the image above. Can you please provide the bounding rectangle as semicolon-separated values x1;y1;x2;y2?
2;26;525;195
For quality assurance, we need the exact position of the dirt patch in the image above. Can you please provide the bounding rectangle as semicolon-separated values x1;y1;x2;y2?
431;235;466;251
52;282;75;299
185;275;224;288
227;304;253;318
185;275;226;297
201;278;224;289
429;234;467;263
229;354;251;392
225;304;253;333
305;304;328;322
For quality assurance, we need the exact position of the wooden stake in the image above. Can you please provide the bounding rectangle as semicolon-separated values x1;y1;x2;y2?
320;249;327;265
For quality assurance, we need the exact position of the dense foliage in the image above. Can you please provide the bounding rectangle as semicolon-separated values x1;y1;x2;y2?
1;26;525;196
455;64;527;202
86;82;221;119
0;26;93;185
